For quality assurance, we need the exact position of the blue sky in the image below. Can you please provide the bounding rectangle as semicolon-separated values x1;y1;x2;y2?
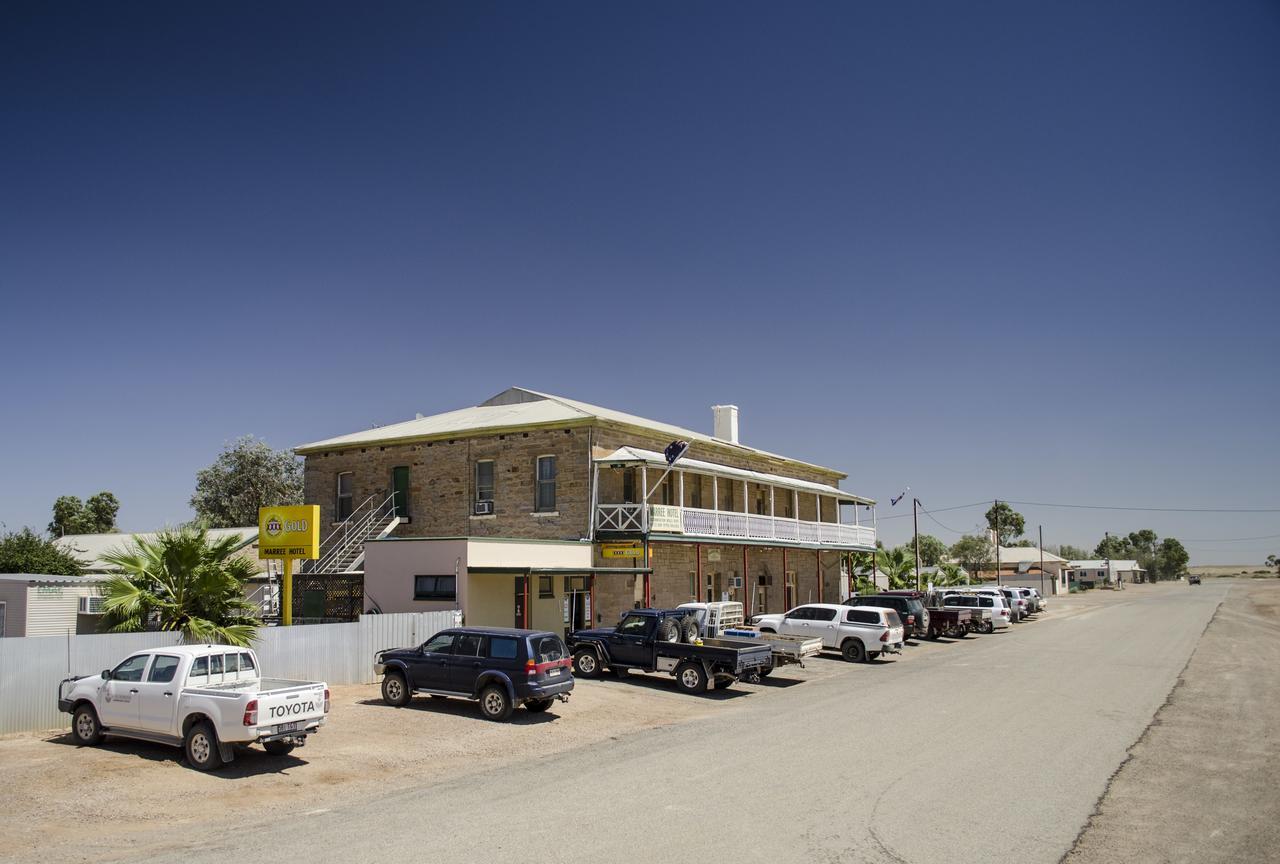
2;2;1277;562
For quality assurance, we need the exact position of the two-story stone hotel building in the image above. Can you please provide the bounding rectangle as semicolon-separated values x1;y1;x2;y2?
295;388;876;633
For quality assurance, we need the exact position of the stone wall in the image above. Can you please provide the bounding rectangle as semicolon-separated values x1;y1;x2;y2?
302;426;592;542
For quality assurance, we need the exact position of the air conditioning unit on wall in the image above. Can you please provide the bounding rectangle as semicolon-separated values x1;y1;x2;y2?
730;576;743;589
79;596;104;614
473;500;494;515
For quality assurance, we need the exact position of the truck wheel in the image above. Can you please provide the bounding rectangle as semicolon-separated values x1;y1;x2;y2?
381;672;411;707
184;721;224;771
573;650;602;678
981;622;993;634
680;617;700;643
479;685;514;722
713;676;734;690
674;662;708;694
657;619;680;642
72;704;103;746
841;640;865;663
757;658;775;679
525;698;554;713
263;740;296;757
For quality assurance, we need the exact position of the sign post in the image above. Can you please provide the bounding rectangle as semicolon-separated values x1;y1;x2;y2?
258;505;320;626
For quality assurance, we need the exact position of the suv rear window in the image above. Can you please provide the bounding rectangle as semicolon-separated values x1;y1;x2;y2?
488;636;519;660
531;635;566;664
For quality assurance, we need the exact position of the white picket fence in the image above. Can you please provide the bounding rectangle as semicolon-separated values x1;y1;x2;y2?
0;611;458;736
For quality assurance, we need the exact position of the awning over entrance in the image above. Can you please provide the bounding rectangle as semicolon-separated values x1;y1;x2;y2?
468;566;651;575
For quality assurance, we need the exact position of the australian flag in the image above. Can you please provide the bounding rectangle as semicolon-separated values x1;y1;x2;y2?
664;440;689;465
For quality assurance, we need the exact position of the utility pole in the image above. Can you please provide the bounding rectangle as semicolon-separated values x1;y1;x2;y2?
913;497;922;591
995;499;1002;586
1039;524;1045;597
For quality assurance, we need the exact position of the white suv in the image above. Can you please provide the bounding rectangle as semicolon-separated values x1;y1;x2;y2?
750;603;905;663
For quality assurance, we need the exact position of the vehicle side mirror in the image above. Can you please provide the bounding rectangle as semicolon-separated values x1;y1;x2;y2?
101;670;111;680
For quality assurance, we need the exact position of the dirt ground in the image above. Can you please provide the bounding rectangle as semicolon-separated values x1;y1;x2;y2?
1064;579;1280;864
0;644;861;863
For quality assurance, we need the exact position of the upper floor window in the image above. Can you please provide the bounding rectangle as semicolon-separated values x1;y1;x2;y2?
475;460;495;504
536;456;557;511
391;466;411;518
689;476;702;509
336;472;354;521
722;482;735;512
661;476;675;506
622;468;636;504
755;488;767;515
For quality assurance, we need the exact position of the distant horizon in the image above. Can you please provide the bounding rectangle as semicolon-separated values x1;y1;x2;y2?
2;3;1276;564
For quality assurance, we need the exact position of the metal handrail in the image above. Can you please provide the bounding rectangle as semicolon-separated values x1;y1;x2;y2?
304;492;398;574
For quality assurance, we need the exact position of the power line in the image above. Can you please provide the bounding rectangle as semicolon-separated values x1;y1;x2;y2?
1180;531;1280;544
878;500;988;521
919;505;972;536
1002;499;1280;514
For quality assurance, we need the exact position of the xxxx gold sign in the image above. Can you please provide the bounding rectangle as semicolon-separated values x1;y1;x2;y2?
258;505;320;560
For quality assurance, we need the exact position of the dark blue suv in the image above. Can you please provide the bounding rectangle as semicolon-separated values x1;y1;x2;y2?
375;627;573;721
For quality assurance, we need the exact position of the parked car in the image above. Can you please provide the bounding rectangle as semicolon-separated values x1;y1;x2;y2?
750;603;905;663
941;592;1010;632
58;645;329;770
846;593;930;641
375;627;572;721
1188;575;1202;585
568;608;773;693
677;601;823;675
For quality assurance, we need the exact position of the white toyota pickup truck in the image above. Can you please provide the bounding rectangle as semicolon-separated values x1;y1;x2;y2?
58;644;329;770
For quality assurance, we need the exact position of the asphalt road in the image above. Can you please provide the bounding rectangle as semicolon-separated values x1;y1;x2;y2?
149;582;1227;864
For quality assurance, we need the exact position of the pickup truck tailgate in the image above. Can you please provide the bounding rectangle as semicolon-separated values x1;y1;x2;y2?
257;682;327;733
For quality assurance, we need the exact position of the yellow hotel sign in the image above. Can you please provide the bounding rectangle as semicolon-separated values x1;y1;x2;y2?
601;542;643;559
258;505;320;560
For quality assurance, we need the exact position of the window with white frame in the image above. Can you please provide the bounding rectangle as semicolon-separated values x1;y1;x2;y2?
475;460;495;506
535;455;557;511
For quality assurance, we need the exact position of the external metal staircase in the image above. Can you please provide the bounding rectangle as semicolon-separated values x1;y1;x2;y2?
302;492;401;575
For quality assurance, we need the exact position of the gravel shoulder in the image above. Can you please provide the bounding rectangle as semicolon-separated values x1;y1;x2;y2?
1064;578;1280;864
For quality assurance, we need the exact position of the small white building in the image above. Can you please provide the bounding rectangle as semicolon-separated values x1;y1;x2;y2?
1068;560;1145;586
0;574;109;637
56;527;278;615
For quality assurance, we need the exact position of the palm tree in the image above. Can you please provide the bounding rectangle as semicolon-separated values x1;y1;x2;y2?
934;562;969;587
100;527;260;646
877;546;916;590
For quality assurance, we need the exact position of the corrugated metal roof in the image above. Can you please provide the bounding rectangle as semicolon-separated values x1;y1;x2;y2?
0;573;110;584
1068;559;1144;570
294;387;846;479
55;527;259;572
595;446;872;504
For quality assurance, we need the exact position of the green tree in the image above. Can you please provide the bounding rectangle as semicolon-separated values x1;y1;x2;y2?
1054;544;1090;560
876;546;916;589
48;491;120;536
934;561;970;587
100;527;260;646
1010;539;1037;548
1151;537;1190;581
950;533;993;578
0;528;85;576
899;534;948;567
985;502;1025;546
1094;534;1134;559
1267;554;1278;575
191;436;303;528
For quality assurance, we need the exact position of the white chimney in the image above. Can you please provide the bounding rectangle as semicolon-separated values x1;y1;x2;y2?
712;404;739;444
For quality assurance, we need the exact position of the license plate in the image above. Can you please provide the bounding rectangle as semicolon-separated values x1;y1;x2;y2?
278;721;304;734
546;667;562;677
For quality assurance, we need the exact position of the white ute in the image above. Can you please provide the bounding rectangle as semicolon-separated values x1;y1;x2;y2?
58;645;329;770
751;603;905;663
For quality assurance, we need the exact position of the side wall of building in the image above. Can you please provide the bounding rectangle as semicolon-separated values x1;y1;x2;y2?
0;583;28;638
303;426;593;542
